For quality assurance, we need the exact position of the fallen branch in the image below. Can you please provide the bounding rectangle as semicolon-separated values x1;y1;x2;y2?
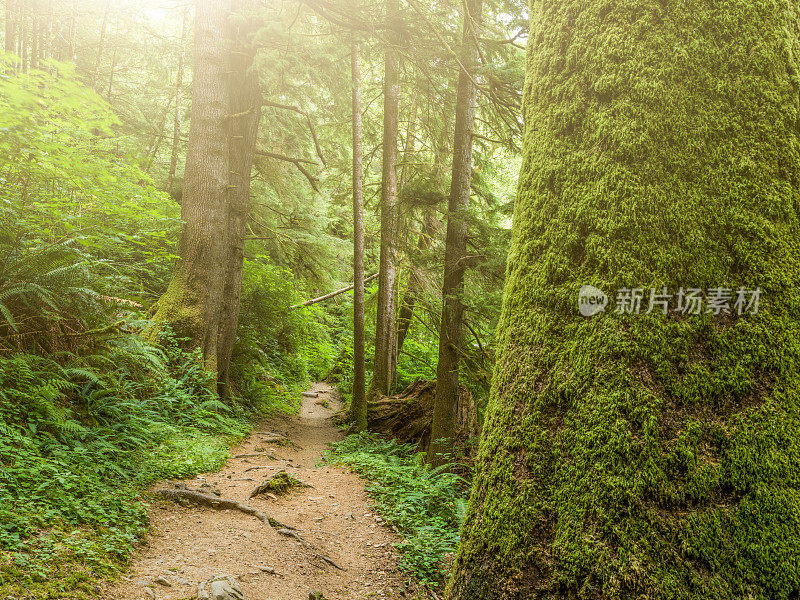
302;392;319;398
156;488;294;530
276;528;345;570
289;273;379;309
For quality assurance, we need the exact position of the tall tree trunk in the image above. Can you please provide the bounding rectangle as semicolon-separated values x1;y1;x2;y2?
214;0;261;399
350;40;367;432
168;3;189;196
144;95;174;173
368;0;400;399
394;98;419;360
428;0;482;467
29;5;37;69
106;45;116;98
4;0;15;54
67;1;76;60
148;0;261;399
19;7;27;71
449;3;800;598
396;208;437;357
92;1;109;89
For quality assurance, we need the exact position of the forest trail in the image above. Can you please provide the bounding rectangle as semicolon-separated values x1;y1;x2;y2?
102;383;409;600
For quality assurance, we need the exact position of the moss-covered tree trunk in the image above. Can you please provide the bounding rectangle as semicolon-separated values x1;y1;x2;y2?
449;2;800;599
149;0;260;399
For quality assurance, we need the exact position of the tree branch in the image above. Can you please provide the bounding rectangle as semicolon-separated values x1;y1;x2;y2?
290;273;379;309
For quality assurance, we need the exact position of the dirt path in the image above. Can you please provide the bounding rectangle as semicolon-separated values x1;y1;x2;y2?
102;383;410;600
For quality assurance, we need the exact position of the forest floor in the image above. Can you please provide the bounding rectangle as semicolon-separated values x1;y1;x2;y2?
101;383;413;600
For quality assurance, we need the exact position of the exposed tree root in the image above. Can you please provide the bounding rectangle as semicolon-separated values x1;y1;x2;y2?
276;528;345;570
248;470;311;499
366;378;479;462
156;487;294;530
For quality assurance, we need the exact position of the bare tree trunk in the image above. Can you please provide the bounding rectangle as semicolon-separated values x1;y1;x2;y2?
19;7;27;71
67;1;76;60
145;95;174;173
168;3;189;196
368;0;401;399
4;0;16;54
350;40;367;432
92;1;109;89
107;45;116;98
396;209;437;357
149;0;261;400
429;0;482;468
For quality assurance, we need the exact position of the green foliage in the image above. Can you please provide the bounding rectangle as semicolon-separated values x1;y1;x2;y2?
233;261;334;412
0;336;248;596
325;433;467;587
0;56;179;305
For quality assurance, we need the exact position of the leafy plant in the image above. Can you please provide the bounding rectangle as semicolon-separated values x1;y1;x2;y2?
325;433;468;587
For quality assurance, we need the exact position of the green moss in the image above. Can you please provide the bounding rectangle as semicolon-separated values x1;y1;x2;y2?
449;2;800;599
145;264;204;346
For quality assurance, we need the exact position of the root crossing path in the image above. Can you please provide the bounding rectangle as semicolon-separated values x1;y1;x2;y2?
102;383;410;600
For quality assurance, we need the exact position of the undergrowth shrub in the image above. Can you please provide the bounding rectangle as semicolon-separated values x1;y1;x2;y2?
325;433;468;588
233;261;334;412
0;336;248;596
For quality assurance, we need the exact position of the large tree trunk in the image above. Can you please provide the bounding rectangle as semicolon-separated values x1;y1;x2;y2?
368;0;400;399
214;0;261;400
168;3;189;196
350;40;367;432
428;0;482;468
449;3;800;599
149;0;260;399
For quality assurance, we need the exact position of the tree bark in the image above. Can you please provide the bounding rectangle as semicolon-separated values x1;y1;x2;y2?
207;0;261;400
148;0;261;400
449;3;800;598
396;209;437;357
368;0;401;399
428;0;482;468
92;1;109;89
350;40;367;432
4;0;15;54
168;3;189;196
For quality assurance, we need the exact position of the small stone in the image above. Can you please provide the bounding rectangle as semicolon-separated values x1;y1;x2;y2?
154;576;172;587
197;575;247;600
